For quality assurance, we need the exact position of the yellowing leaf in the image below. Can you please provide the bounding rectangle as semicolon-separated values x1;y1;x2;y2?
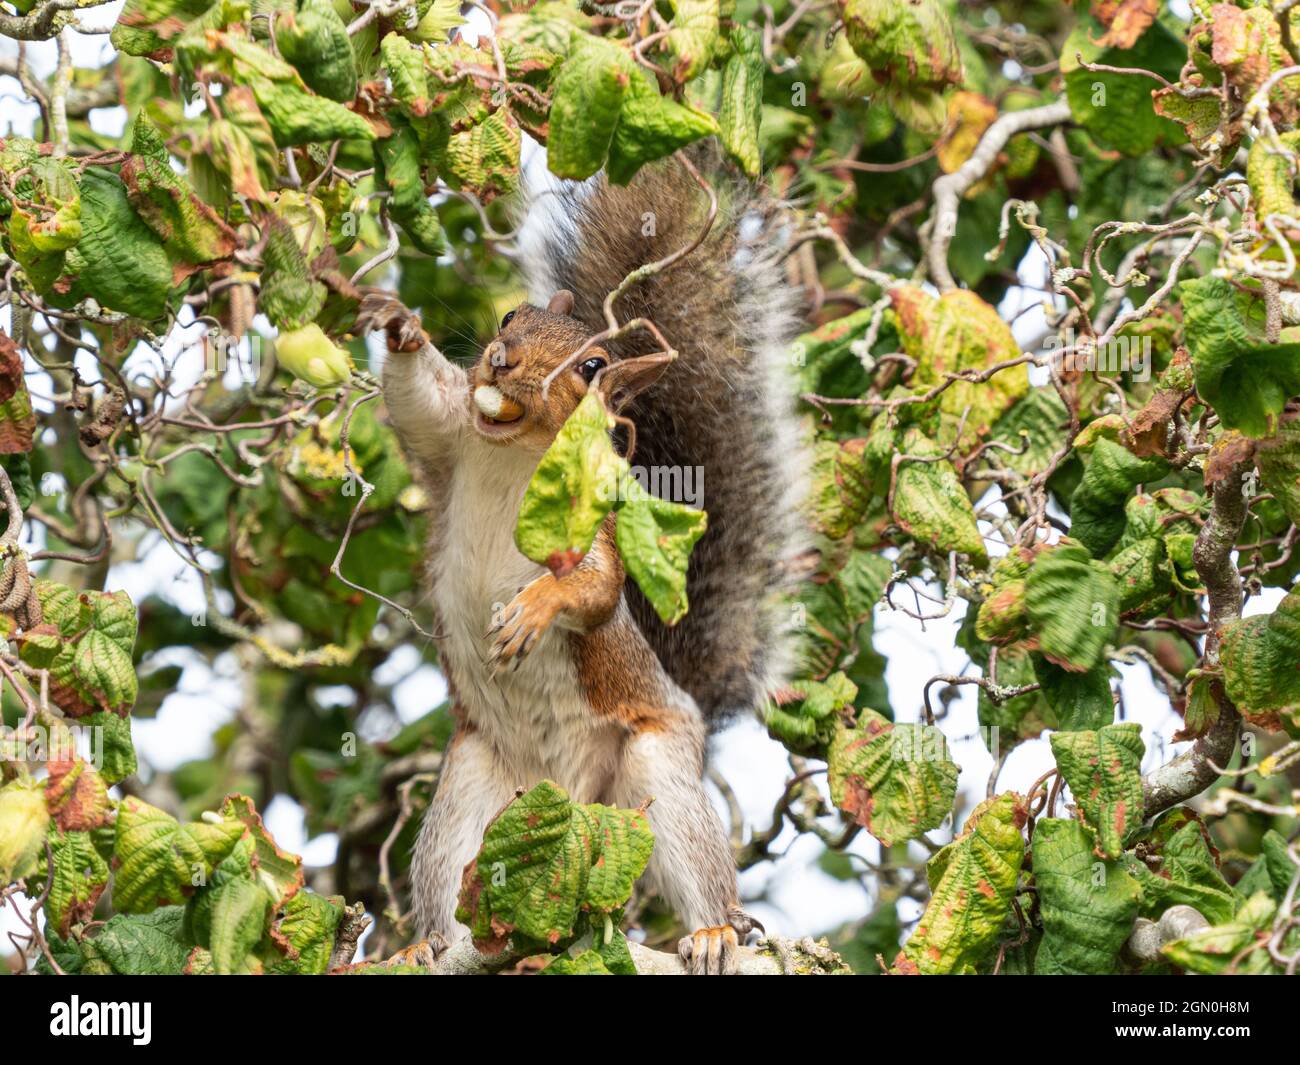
516;392;625;574
889;287;1029;451
828;708;959;846
892;428;987;564
937;91;997;174
898;793;1026;974
111;797;245;913
840;0;963;90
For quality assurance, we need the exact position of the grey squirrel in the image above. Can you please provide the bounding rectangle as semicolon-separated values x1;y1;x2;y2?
370;144;807;974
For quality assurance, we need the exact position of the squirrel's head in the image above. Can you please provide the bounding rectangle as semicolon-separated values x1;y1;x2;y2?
467;290;669;450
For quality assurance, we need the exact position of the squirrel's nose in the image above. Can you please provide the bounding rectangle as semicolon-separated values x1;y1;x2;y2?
483;339;519;377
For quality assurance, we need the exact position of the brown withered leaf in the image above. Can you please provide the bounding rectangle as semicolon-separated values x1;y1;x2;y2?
0;330;37;454
1092;0;1159;49
45;754;111;832
1203;431;1257;486
1127;388;1183;457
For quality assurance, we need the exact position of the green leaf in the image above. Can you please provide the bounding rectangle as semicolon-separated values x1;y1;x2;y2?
764;672;859;754
516;393;625;573
827;707;959;847
1109;534;1173;618
1126;809;1236;925
1258;410;1300;529
455;780;653;951
26;583;139;719
225;36;375;147
718;27;763;179
892;428;987;564
1049;723;1144;859
112;797;246;913
82;711;138;784
1032;818;1141;975
43;828;110;936
607;66;718;185
1162;892;1292;975
541;948;615;974
1061;15;1186;156
614;474;707;625
275;0;358;103
987;389;1070;478
898;793;1026;975
1024;538;1119;672
1179;275;1300;439
546;38;628;180
1070;438;1168;558
1032;656;1114;731
57;167;173;320
265;890;344;975
209;876;272;974
91;906;192;975
1218;585;1300;736
381;31;431;117
259;215;326;331
407;0;466;43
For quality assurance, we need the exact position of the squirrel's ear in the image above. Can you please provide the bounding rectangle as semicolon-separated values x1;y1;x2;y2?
547;290;575;316
596;353;673;411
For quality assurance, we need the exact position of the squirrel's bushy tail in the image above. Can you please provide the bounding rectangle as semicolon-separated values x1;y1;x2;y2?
517;144;808;727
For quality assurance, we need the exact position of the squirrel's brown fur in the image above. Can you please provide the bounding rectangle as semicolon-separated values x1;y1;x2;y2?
517;147;807;725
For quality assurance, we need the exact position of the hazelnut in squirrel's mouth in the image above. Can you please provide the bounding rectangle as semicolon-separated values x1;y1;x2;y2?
473;384;524;427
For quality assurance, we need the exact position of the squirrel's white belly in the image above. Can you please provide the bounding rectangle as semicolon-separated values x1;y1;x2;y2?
429;445;620;799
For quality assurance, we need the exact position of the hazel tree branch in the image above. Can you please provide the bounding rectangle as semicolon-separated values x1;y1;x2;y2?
1141;454;1251;818
925;98;1073;291
0;0;115;41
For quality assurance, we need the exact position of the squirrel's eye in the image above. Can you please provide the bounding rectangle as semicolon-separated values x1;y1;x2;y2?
499;310;516;330
577;356;607;383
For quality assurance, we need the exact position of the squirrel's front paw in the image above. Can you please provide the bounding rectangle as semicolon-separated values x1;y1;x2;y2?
486;577;561;673
678;926;740;975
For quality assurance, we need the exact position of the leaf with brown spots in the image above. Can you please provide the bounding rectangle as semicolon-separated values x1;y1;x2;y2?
1049;722;1145;859
828;707;959;847
899;793;1026;974
455;780;653;953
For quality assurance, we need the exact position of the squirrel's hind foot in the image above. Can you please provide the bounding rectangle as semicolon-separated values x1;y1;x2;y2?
678;925;741;975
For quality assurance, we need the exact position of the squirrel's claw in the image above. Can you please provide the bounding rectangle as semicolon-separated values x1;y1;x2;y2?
727;905;765;937
678;925;740;976
378;935;448;971
485;579;559;675
356;292;427;353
